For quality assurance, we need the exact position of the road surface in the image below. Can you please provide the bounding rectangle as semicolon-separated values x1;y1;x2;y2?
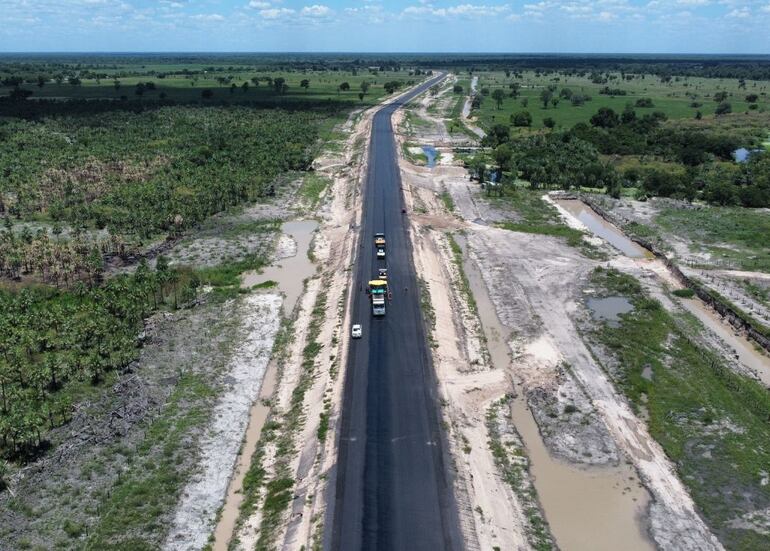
328;75;463;550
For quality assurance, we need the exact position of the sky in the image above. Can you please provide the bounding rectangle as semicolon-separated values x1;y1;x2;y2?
1;0;769;54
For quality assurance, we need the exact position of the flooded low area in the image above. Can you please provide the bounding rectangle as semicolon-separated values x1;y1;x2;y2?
241;219;318;314
587;296;634;328
679;297;770;387
422;145;438;168
557;200;770;386
557;199;653;259
456;236;653;551
213;219;318;550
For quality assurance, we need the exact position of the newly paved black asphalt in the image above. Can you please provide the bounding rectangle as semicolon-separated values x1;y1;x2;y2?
328;75;463;551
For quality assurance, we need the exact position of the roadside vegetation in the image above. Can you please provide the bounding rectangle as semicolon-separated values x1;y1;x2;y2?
486;397;554;551
479;185;603;259
0;53;425;547
465;67;770;209
587;267;770;549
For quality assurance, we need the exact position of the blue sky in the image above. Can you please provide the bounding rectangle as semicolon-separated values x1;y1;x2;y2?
1;0;769;53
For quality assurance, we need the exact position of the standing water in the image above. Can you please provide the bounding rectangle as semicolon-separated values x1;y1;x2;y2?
679;297;770;387
557;199;653;259
422;145;438;168
213;219;318;550
557;199;770;385
586;296;634;328
455;235;653;551
241;219;319;313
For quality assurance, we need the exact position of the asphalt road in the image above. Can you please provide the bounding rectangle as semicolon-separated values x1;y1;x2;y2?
328;75;463;550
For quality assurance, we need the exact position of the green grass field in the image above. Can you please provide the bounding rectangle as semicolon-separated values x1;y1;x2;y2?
1;69;417;107
472;70;769;130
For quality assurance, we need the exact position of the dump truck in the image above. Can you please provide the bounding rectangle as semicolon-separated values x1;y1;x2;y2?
368;279;388;316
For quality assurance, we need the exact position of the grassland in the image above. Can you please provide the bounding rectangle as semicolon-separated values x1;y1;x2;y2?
588;267;770;550
491;186;603;258
0;66;416;108
472;70;769;131
656;205;770;271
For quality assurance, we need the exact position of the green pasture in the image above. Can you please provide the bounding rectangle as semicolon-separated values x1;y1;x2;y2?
472;70;769;130
0;69;416;106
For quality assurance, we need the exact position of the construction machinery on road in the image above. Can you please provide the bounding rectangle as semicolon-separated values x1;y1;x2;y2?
368;279;388;316
374;232;386;259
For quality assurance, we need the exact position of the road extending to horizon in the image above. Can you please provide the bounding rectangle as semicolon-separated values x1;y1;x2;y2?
327;74;463;551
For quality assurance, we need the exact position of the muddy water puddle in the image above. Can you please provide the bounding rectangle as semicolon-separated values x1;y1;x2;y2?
456;235;653;551
213;220;317;550
679;297;770;386
587;296;634;328
557;199;653;259
241;219;318;314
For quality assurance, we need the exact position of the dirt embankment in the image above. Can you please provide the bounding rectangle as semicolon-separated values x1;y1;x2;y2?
164;294;282;550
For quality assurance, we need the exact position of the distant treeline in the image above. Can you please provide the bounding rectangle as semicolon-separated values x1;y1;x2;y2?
2;53;770;80
0;95;353;119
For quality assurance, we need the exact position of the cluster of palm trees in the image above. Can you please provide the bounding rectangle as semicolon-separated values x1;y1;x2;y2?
0;228;129;286
0;258;184;459
2;106;321;238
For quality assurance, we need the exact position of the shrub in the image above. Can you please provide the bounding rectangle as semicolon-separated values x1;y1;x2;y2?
715;101;732;116
511;111;532;127
673;289;695;298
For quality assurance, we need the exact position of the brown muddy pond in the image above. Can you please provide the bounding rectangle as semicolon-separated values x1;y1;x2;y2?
557;199;653;259
241;219;318;314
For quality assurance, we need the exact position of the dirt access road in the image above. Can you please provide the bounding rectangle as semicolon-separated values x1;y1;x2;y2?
327;74;464;550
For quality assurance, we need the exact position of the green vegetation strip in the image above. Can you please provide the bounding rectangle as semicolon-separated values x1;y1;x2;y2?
299;174;331;210
589;267;770;550
446;233;488;365
491;189;603;259
486;397;554;551
657;206;770;273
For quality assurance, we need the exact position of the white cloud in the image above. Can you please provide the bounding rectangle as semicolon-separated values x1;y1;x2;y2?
677;0;710;5
726;6;750;17
259;7;294;19
190;13;225;21
402;3;511;18
300;4;331;17
247;1;271;8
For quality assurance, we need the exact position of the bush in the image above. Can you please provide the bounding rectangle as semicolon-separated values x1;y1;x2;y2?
635;98;654;108
673;288;695;298
590;107;620;128
715;102;732;116
511;111;532;127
